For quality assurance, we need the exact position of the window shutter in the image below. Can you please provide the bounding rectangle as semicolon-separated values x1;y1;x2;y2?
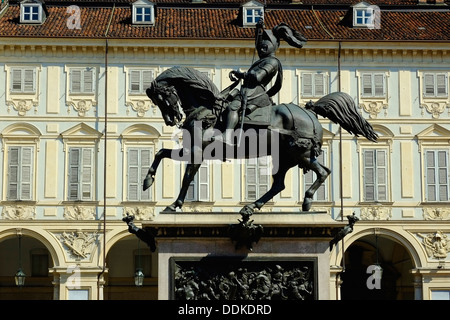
130;70;141;93
246;158;257;200
7;147;20;200
81;148;93;200
302;73;313;97
314;74;324;97
198;163;209;201
68;148;80;200
438;151;449;201
364;150;375;201
12;69;22;92
362;74;373;96
70;69;81;93
140;149;151;201
436;74;447;97
23;69;35;93
142;71;153;93
83;69;93;93
424;74;435;97
376;150;387;201
426;151;436;201
127;149;139;201
374;74;384;96
20;147;33;200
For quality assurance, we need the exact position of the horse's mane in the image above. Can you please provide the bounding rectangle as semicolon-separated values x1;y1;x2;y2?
155;66;220;105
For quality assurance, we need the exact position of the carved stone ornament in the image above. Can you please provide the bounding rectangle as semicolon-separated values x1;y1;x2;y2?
59;230;98;259
420;102;450;119
360;206;392;220
67;99;94;117
123;206;155;220
359;101;388;119
1;205;36;220
64;205;95;220
423;207;450;220
418;231;449;259
181;203;213;213
7;99;37;116
126;100;152;117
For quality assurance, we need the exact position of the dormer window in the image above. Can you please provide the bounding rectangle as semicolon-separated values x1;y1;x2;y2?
242;1;264;27
132;0;155;25
352;2;380;29
20;1;44;24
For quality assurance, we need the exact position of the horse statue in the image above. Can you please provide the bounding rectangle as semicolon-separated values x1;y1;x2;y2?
143;66;378;219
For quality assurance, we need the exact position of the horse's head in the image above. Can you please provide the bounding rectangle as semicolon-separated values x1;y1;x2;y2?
146;81;184;127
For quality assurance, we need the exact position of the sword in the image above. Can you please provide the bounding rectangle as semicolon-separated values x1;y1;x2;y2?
237;87;248;148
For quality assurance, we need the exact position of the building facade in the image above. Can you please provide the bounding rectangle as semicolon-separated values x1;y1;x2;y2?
0;0;449;300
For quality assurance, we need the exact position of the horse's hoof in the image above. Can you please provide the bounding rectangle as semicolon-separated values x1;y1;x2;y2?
239;205;254;218
143;175;154;191
302;198;312;212
162;205;176;212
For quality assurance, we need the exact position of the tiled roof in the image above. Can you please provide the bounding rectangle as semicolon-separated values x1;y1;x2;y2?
0;2;449;41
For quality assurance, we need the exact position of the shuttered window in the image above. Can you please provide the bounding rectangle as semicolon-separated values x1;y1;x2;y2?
185;162;210;202
361;73;385;97
424;73;448;98
11;68;36;93
127;148;152;201
363;149;388;201
425;150;449;202
68;147;94;201
70;68;95;94
301;72;327;98
245;157;270;201
129;70;154;94
304;150;327;201
7;146;34;201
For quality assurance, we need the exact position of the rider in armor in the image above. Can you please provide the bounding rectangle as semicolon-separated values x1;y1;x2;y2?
221;19;307;145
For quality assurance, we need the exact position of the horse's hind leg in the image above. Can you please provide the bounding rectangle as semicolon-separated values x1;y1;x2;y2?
302;158;331;211
143;148;184;191
240;162;293;217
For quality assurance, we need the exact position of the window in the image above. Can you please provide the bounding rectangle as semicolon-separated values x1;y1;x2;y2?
424;73;448;98
68;147;94;201
363;149;388;202
129;69;154;95
245;157;270;201
242;1;263;26
127;148;152;201
361;73;385;98
69;68;95;94
10;67;36;93
132;0;154;25
20;2;44;24
304;150;328;201
352;3;380;29
185;162;210;202
425;150;449;202
301;72;328;98
7;146;34;201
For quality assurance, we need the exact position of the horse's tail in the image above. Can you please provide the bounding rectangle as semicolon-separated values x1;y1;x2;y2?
306;92;378;142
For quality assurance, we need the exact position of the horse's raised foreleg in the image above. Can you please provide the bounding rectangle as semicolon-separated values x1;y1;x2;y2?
302;159;331;211
240;163;292;218
143;148;184;191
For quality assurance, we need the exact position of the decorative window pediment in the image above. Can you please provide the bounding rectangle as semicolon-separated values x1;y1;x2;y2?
60;123;103;150
132;0;155;25
242;0;264;27
20;0;45;24
417;70;450;118
356;70;390;119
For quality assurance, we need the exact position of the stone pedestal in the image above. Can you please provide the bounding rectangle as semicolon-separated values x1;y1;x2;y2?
141;211;346;300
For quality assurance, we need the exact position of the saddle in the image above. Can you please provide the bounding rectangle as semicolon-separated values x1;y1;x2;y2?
239;105;271;127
